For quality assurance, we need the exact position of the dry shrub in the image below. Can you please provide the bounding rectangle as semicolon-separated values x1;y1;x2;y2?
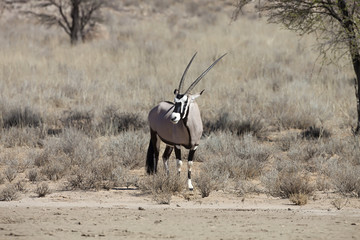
40;155;68;181
36;128;98;178
65;161;128;191
235;180;259;196
35;182;51;197
262;161;314;198
102;131;147;169
140;171;184;204
1;127;43;147
289;193;308;205
66;170;98;190
98;107;145;135
111;166;138;189
14;180;27;192
2;107;42;128
194;167;224;198
301;126;331;140
330;161;360;197
27;168;39;182
4;166;17;183
62;110;93;134
287;139;321;164
200;133;270;180
203;112;266;138
36;128;85;166
0;172;5;185
331;198;349;210
266;95;326;130
0;184;18;201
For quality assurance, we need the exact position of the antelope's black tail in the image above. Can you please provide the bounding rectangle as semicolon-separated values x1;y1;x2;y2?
146;140;156;174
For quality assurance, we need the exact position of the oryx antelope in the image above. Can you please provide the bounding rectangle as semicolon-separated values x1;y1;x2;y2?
146;52;226;190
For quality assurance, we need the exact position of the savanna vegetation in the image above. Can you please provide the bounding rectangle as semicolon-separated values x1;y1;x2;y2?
0;0;359;205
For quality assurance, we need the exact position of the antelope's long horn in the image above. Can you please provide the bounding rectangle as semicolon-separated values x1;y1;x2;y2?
178;52;197;94
184;53;227;94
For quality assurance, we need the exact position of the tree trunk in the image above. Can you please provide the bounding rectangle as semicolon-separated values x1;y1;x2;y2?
337;0;360;134
352;53;360;134
70;0;81;45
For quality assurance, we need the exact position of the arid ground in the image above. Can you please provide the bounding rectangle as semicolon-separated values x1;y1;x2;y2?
1;187;360;240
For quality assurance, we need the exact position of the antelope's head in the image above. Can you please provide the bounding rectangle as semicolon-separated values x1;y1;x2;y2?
170;53;226;124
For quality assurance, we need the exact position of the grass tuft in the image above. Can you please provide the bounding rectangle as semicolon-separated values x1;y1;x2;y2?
3;107;42;128
98;107;145;135
0;185;18;201
35;182;51;197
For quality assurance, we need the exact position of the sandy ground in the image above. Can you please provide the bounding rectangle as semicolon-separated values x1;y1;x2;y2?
1;188;360;240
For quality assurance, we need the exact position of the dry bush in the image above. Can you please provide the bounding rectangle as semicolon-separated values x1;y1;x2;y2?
0;172;5;185
27;168;39;182
111;166;138;189
14;180;27;192
40;155;68;181
65;169;100;190
65;161;128;191
289;193;308;205
1;127;43;147
102;131;148;169
262;161;314;198
0;184;18;201
37;128;97;167
331;198;349;210
140;170;184;204
199;133;271;180
301;126;331;140
203;112;266;138
34;128;99;181
4;166;17;183
235;180;259;196
2;107;42;128
66;169;97;190
194;166;226;198
62;110;94;134
287;139;321;164
35;182;51;197
330;161;360;197
98;107;146;135
265;94;327;130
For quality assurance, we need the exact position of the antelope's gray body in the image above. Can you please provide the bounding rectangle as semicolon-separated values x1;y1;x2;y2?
146;52;226;190
148;101;203;148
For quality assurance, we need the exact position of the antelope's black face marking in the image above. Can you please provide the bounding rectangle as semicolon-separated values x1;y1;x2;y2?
171;94;189;124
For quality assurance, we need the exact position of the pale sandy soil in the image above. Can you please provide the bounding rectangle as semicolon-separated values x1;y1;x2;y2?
1;188;360;240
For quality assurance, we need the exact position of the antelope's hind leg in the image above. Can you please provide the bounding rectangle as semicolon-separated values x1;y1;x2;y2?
146;129;160;174
162;145;173;175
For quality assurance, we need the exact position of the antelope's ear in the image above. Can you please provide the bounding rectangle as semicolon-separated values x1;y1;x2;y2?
174;89;179;95
191;89;205;100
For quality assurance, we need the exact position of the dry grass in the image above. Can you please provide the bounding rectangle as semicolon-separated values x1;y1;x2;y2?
0;1;359;203
139;170;185;204
0;184;18;201
35;182;51;197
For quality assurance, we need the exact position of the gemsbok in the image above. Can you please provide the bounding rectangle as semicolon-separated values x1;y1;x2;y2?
146;52;226;190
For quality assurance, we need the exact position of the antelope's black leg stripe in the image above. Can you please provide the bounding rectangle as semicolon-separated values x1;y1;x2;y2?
188;149;196;161
162;146;173;159
175;147;181;160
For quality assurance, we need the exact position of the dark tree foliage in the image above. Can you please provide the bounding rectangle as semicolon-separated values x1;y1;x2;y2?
16;0;117;45
234;0;360;133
